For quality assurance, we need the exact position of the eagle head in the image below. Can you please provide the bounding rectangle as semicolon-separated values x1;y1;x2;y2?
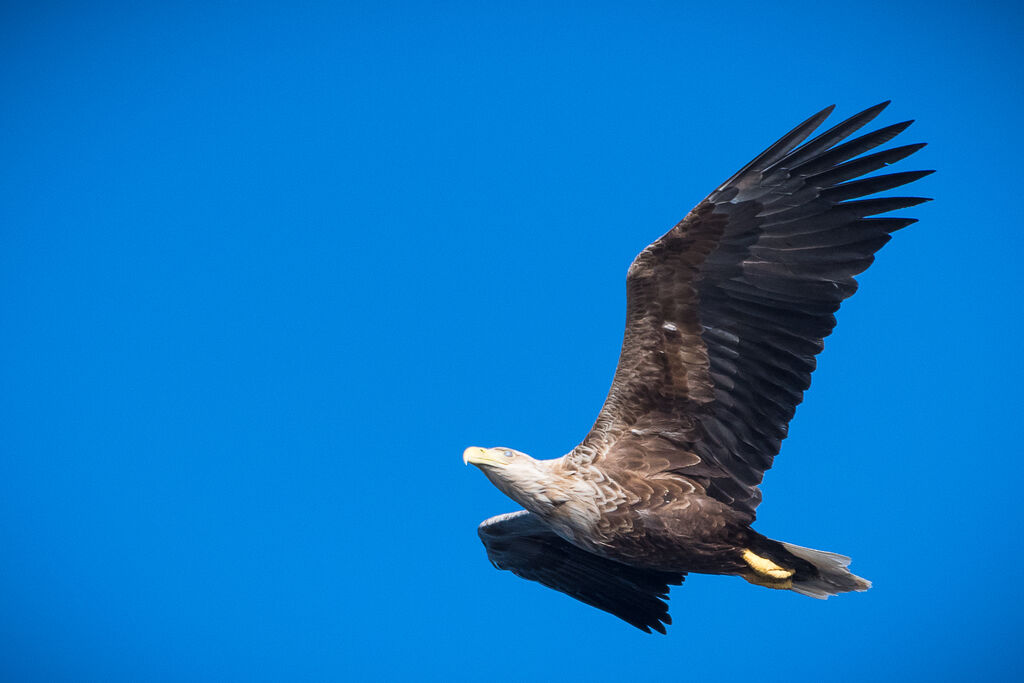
463;447;570;515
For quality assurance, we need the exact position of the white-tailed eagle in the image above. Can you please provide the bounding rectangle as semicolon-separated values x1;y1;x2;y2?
464;102;930;633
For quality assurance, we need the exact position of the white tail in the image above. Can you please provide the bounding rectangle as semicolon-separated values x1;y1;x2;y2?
782;542;872;599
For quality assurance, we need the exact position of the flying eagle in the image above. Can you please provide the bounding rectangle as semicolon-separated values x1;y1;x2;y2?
464;102;930;633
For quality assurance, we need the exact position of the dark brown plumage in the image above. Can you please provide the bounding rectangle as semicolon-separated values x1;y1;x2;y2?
464;102;930;633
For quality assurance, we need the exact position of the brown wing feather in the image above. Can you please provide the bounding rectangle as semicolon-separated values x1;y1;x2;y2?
569;103;931;519
478;511;685;633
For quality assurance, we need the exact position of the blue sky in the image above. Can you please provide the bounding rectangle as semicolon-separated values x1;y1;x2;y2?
2;1;1022;681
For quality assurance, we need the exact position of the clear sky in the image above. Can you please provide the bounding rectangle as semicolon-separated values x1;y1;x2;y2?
2;1;1022;681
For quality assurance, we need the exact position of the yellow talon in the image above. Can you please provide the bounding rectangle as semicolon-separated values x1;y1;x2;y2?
742;549;795;580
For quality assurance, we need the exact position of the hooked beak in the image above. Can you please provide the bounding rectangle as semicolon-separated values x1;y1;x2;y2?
462;446;511;468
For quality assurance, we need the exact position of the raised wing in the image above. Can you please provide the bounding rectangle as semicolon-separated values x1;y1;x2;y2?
569;102;931;518
477;511;684;633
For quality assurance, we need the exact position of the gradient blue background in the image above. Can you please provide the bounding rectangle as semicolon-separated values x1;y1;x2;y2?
2;2;1021;681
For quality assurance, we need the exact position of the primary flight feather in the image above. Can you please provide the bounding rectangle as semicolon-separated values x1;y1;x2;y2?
464;102;930;633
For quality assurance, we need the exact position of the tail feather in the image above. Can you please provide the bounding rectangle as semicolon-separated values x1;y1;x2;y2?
782;542;871;599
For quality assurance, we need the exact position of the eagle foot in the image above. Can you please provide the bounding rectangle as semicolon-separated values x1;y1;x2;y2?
740;572;793;590
741;549;795;580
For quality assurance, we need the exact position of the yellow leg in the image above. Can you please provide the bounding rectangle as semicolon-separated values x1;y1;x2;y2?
740;572;793;590
742;549;795;580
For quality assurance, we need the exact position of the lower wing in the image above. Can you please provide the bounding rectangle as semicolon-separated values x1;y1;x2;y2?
477;510;685;633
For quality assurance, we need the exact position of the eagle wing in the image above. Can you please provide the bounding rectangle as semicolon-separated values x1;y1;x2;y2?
568;102;931;519
477;511;685;633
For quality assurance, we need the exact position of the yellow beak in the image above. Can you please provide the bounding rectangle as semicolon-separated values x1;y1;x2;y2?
462;446;511;468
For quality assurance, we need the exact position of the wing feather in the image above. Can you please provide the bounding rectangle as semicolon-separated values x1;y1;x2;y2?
569;103;930;519
477;511;684;633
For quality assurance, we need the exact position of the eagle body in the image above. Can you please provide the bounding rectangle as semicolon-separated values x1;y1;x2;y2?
546;464;750;574
481;454;796;577
464;102;931;633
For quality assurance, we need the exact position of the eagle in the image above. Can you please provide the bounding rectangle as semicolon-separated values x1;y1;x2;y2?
464;102;930;633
